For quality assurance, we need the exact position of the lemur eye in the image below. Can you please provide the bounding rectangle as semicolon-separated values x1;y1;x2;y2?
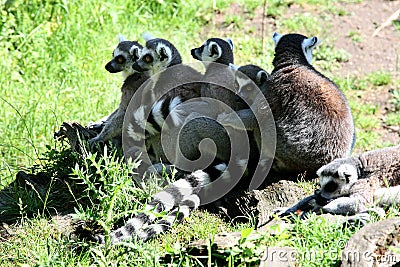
144;54;153;63
115;55;125;64
234;81;239;90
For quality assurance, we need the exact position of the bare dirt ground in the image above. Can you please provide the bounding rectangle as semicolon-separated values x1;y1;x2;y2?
286;0;399;77
214;0;400;77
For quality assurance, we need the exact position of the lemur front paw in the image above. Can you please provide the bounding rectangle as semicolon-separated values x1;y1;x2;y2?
89;136;102;148
271;207;289;217
87;122;105;132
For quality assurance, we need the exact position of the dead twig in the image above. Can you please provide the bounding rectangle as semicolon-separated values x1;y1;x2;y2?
372;8;400;37
261;0;268;54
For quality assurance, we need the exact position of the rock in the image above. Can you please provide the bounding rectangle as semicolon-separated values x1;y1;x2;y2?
341;217;400;267
212;180;309;227
259;247;297;267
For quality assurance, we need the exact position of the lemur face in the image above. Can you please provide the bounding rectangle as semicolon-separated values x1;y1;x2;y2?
317;161;358;199
105;34;143;79
234;71;258;104
133;39;180;75
231;64;270;104
191;38;234;65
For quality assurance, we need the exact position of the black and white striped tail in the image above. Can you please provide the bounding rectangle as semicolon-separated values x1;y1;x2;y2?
95;163;228;244
135;194;200;242
130;96;185;141
145;96;184;136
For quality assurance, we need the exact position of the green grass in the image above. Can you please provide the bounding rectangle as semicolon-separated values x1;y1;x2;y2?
1;0;399;266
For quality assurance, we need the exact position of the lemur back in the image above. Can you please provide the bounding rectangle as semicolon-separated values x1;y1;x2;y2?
219;33;355;179
267;33;355;175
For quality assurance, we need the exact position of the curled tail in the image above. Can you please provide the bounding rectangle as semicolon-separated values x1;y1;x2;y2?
136;194;201;242
96;163;228;244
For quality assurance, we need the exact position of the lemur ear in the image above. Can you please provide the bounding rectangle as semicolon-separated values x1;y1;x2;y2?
256;70;270;85
302;36;322;64
272;32;283;46
159;47;169;61
118;34;127;43
225;38;234;51
304;36;321;50
229;63;239;71
209;43;220;57
143;32;155;42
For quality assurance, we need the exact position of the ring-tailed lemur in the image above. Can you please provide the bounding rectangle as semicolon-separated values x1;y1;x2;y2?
219;32;356;179
232;64;270;104
88;35;149;146
191;37;247;113
123;35;204;167
189;39;270;186
147;51;271;189
96;63;271;244
279;145;400;224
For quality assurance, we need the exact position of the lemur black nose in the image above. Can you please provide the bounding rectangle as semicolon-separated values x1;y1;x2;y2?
323;181;338;193
235;94;242;102
132;61;145;72
105;61;119;73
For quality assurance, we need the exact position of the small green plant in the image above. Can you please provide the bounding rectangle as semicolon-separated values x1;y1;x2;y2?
287;214;360;266
264;0;287;18
71;147;147;241
348;30;362;43
224;15;244;29
225;228;264;266
280;14;322;35
389;89;400;111
315;45;350;71
366;71;392;86
385;112;400;126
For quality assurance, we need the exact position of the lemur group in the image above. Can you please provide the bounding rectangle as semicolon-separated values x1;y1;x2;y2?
87;32;399;244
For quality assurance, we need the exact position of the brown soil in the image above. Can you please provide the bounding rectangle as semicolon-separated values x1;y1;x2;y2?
212;0;400;77
284;0;400;77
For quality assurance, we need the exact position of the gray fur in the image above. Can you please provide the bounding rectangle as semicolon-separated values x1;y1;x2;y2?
108;61;269;244
89;39;149;146
124;37;203;168
234;64;270;105
281;145;400;220
191;38;247;112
